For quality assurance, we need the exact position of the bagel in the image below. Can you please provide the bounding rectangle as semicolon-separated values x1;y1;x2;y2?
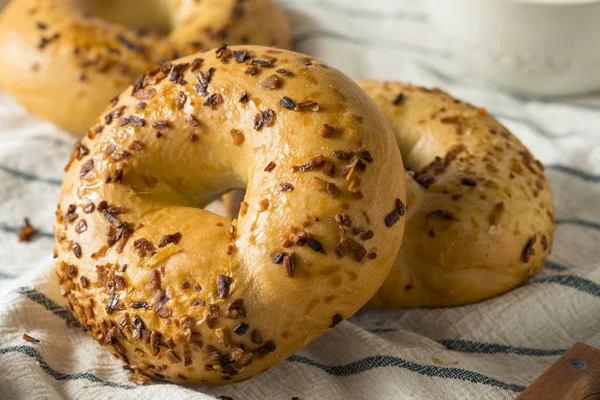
54;46;406;385
0;0;291;134
225;81;555;308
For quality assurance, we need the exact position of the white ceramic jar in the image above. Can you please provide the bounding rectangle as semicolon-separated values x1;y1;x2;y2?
422;0;600;96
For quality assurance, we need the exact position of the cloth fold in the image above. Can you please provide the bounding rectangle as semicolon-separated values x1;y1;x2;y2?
1;1;599;399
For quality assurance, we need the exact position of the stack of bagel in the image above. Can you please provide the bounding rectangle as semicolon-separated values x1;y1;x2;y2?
0;0;554;386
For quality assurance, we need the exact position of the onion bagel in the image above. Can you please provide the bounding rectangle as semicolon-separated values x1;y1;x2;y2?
0;0;291;134
54;46;406;385
225;81;555;308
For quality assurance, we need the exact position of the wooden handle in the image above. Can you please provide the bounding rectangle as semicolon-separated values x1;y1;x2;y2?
517;342;600;400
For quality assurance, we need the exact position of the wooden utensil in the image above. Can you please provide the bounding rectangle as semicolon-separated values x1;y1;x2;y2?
517;333;600;399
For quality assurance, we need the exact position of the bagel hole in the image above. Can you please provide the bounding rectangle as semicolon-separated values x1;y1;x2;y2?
88;0;174;35
203;189;247;219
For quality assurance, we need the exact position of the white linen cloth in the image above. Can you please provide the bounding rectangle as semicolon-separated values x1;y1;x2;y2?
1;1;599;399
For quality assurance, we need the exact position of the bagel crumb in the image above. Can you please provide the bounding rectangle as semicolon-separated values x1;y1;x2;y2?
18;218;38;242
330;314;343;327
129;373;150;386
264;161;276;172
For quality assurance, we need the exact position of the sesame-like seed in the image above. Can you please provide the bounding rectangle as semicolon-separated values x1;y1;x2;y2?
306;238;326;254
330;314;343;327
264;161;276;172
427;210;456;221
217;275;232;298
279;96;296;110
157;232;182;248
22;333;40;343
230;129;245;146
489;202;506;225
283;253;296;277
320;124;335;138
461;177;477;187
393;93;404;105
80;159;94;178
233;323;249;336
279;183;295;192
522;236;537;263
260;75;280;89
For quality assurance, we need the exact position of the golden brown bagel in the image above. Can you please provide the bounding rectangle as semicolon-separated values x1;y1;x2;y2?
0;0;291;134
225;81;555;308
361;81;554;308
54;46;406;385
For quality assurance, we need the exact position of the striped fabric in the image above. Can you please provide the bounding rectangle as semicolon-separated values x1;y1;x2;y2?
1;1;600;399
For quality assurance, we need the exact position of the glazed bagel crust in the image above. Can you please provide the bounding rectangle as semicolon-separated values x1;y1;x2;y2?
54;46;406;385
0;0;291;133
359;81;554;308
